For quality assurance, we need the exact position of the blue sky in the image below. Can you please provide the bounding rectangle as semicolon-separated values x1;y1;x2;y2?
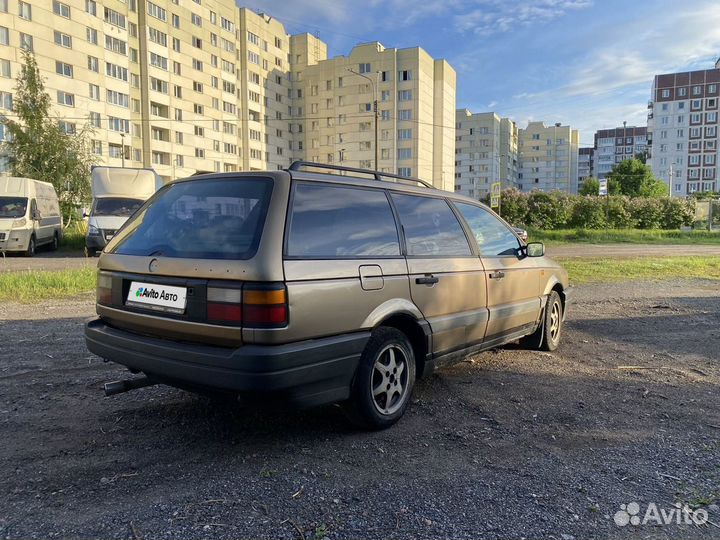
244;0;720;147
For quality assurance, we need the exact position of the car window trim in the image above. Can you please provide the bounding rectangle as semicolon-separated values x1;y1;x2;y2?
283;180;404;260
450;200;523;259
389;191;475;259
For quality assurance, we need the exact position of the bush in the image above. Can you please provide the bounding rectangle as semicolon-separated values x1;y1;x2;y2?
569;197;607;229
525;191;571;229
486;189;699;231
660;198;695;229
607;196;636;228
628;198;664;229
497;188;529;227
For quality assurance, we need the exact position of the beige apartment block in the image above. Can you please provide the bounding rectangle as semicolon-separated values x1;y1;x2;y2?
0;1;291;182
518;121;579;193
288;40;456;190
454;109;518;199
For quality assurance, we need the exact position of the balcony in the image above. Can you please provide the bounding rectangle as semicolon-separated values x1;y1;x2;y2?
648;100;654;109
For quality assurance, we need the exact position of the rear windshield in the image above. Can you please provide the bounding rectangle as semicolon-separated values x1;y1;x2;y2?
110;177;273;260
0;197;28;219
93;197;145;217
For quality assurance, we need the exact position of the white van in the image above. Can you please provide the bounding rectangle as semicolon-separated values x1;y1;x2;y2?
0;177;63;256
86;167;163;255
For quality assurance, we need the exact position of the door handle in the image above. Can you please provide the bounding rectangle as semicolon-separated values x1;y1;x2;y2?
415;275;439;285
489;271;505;279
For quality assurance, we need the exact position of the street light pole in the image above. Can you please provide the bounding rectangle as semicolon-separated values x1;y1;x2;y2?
120;132;126;168
347;68;378;171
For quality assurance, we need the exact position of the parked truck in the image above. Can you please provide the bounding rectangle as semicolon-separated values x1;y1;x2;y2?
85;167;162;256
0;177;63;256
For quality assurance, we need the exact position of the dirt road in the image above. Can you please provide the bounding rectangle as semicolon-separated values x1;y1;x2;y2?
0;280;718;539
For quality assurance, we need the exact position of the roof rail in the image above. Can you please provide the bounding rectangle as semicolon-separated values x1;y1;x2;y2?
287;161;435;189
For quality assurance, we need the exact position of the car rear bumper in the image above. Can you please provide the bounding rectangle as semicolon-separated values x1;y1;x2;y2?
85;319;369;407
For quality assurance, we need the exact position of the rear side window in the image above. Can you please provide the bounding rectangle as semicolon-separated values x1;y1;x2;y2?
391;194;471;256
111;177;273;260
454;202;520;257
286;183;400;257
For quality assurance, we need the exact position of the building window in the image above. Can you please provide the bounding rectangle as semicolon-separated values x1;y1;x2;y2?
397;167;412;177
147;1;166;21
89;84;100;100
0;26;7;46
0;59;10;78
57;91;75;107
54;31;72;48
693;85;702;95
398;90;412;101
55;61;73;77
53;1;70;18
104;7;125;28
398;70;412;81
105;36;126;55
678;87;687;97
85;0;96;15
398;148;412;160
191;13;201;26
359;63;371;74
0;91;12;110
19;1;31;20
398;128;412;140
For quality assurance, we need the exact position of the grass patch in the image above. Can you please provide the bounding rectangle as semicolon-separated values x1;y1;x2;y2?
557;256;720;284
529;228;720;246
60;220;87;252
0;267;96;303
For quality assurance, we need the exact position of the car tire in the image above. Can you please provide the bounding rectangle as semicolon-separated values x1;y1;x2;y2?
520;290;563;352
343;327;416;430
50;232;59;251
24;235;35;257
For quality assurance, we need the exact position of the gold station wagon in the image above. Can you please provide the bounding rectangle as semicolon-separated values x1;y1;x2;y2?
85;162;570;429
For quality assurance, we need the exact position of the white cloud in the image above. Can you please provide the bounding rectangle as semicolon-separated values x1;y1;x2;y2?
455;0;593;34
470;2;720;138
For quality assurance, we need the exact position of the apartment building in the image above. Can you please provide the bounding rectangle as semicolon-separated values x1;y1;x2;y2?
517;121;579;193
593;125;647;179
647;60;720;196
453;109;518;199
578;147;594;190
0;1;299;181
288;41;456;190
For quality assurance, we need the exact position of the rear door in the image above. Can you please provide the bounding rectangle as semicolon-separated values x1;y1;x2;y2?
283;182;409;343
390;193;487;356
453;202;542;340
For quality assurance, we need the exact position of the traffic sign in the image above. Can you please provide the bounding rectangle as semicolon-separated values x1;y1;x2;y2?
490;182;501;209
599;179;608;196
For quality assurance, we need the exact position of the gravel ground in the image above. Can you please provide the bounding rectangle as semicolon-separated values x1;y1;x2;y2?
0;280;719;539
2;244;720;274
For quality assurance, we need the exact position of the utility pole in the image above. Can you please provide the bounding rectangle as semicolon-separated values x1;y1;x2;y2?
347;68;378;171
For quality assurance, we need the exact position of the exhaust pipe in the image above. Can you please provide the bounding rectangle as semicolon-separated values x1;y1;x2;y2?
104;376;155;397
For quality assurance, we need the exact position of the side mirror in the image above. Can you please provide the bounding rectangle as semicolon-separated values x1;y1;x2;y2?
526;242;545;258
32;210;41;221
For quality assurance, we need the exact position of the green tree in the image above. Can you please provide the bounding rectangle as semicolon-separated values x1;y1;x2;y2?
579;177;600;196
1;51;96;221
606;158;667;198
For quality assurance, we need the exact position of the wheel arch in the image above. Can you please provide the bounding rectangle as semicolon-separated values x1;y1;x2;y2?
373;311;432;379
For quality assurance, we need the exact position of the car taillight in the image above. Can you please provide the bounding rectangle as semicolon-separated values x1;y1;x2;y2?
243;284;288;328
96;272;112;305
206;284;288;327
207;287;242;324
